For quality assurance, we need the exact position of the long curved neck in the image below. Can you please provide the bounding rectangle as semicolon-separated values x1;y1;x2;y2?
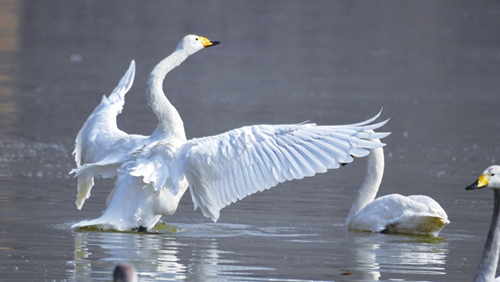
146;50;189;141
475;189;500;282
346;139;385;225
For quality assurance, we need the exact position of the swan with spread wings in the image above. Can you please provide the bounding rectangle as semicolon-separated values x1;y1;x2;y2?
72;35;220;210
73;113;389;231
71;34;390;231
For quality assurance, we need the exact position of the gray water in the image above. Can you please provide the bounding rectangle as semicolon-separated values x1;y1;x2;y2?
0;1;499;281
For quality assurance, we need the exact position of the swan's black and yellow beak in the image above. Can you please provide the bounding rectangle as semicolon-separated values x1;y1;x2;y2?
466;174;490;190
198;36;220;48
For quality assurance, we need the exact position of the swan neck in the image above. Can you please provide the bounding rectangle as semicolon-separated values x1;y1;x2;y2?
146;50;189;141
346;141;384;225
474;189;500;282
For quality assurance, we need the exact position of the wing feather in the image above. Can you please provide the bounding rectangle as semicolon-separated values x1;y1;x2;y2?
71;61;137;209
253;144;280;187
73;60;136;166
261;138;292;182
179;114;389;221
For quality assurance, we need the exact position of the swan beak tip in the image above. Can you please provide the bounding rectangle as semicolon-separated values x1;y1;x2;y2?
207;40;221;47
466;174;490;191
199;36;221;48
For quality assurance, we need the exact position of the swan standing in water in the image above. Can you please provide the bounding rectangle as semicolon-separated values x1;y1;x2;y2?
73;113;390;231
346;138;449;236
466;165;500;282
71;35;220;210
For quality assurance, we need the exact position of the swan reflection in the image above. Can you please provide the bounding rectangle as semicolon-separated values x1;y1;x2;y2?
69;223;278;281
349;232;448;280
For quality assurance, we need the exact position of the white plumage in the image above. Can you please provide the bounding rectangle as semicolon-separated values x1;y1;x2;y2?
71;35;220;210
346;138;449;236
71;34;390;232
72;114;390;231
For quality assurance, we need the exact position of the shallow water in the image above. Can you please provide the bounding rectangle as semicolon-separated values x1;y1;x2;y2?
1;1;500;281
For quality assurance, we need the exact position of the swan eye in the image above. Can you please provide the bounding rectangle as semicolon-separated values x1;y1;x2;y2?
195;38;198;41
492;173;495;176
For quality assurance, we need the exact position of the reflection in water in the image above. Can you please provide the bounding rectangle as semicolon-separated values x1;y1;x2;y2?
69;223;450;281
72;232;186;281
350;233;448;280
2;1;498;280
70;224;281;281
352;237;381;281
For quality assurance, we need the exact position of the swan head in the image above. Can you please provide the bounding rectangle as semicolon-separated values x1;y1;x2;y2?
176;34;220;55
466;165;500;190
113;263;137;282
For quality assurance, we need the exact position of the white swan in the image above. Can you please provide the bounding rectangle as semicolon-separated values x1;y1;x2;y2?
72;111;390;231
345;138;449;236
466;165;500;282
71;35;220;210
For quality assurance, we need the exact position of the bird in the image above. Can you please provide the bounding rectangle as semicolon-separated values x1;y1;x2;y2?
72;110;390;231
345;138;449;236
466;165;500;282
113;263;138;282
71;35;220;210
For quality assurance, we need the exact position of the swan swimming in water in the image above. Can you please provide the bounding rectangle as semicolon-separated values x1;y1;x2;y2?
71;35;220;210
345;138;449;236
466;165;500;282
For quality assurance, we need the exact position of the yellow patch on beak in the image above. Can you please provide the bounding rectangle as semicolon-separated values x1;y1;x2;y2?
198;36;216;47
477;174;490;188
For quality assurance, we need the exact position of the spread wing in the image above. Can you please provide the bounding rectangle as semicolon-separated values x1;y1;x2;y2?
180;113;390;221
71;60;136;209
73;60;136;166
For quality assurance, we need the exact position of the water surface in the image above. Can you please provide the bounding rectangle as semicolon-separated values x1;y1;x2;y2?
1;1;500;281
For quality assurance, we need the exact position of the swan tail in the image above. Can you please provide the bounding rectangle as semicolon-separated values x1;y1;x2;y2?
72;217;117;231
386;215;450;236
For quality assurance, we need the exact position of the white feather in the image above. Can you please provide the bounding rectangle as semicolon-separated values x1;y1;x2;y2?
71;35;391;232
71;35;217;210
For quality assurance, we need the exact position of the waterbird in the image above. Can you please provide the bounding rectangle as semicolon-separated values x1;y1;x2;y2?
72;113;390;231
113;263;137;282
466;165;500;282
71;35;220;210
345;138;449;236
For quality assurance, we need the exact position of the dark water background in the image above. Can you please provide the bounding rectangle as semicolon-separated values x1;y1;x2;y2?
1;1;500;281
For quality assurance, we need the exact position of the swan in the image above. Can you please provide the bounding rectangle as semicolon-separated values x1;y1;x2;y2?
113;263;137;282
466;165;500;282
72;111;390;231
71;35;220;210
345;138;449;236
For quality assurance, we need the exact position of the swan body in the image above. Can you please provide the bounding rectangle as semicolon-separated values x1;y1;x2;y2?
71;35;220;210
346;139;449;236
72;112;390;231
466;165;500;282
